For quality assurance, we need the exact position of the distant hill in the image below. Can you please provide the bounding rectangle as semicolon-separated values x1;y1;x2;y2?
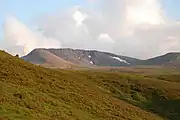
22;49;77;68
22;48;180;68
22;48;141;68
142;52;180;67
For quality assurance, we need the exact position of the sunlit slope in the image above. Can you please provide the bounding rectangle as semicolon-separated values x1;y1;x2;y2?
0;50;166;120
22;49;77;68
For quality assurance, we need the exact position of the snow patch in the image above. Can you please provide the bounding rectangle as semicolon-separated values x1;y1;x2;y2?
98;33;115;43
88;55;91;58
90;61;94;64
111;56;130;64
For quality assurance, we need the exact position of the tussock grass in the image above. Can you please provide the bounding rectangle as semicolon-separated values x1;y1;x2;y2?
0;50;179;119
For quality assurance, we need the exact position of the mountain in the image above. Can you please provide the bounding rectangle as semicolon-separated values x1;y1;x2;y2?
143;52;180;66
22;48;141;68
22;48;180;68
22;49;77;68
1;50;180;120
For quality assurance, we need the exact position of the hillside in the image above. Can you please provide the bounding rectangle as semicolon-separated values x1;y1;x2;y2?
22;48;141;68
1;50;180;119
142;52;180;66
22;49;77;68
22;48;180;68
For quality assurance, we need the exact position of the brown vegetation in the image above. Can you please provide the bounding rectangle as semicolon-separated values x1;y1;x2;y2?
0;50;180;119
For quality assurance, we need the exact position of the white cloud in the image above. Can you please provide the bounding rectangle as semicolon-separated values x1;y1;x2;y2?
1;15;61;56
1;0;180;59
73;10;87;26
98;33;115;43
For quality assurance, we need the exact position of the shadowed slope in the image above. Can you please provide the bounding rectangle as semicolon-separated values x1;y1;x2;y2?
143;52;180;66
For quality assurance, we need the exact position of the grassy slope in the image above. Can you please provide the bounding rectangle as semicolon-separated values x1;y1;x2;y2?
0;50;179;120
81;70;180;119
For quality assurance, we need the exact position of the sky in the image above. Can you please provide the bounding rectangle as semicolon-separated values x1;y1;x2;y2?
0;0;180;59
0;0;88;36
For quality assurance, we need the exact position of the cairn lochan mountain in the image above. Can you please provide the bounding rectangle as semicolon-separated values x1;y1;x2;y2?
22;48;180;68
22;48;140;68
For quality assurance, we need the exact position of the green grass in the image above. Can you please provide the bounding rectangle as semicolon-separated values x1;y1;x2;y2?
80;70;180;120
0;50;180;119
